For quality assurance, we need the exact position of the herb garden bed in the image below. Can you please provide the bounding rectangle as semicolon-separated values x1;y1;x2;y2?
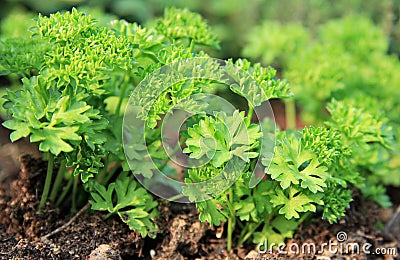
0;137;399;259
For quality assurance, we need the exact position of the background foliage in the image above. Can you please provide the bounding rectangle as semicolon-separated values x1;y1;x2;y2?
0;0;399;251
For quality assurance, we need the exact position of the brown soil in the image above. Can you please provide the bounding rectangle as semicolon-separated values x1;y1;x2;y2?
0;156;399;259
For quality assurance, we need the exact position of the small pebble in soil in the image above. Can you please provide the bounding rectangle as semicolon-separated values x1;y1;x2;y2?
89;244;121;260
245;250;259;259
380;207;394;223
150;249;156;258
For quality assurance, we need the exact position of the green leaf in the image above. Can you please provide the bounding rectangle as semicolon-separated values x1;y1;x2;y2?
50;97;91;125
184;110;262;167
89;173;159;237
0;38;49;77
322;188;352;223
298;158;328;193
301;126;351;168
268;156;299;189
30;126;81;155
67;143;104;183
242;20;311;66
267;137;329;193
361;180;392;208
253;215;299;246
326;99;393;149
90;182;115;212
271;187;324;219
155;7;219;49
232;174;258;221
197;199;228;226
2;120;30;142
227;58;292;106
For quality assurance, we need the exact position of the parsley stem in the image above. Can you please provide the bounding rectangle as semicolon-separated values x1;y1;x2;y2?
116;75;129;115
237;222;262;247
98;154;120;185
102;162;121;185
188;39;195;53
159;139;184;171
246;104;254;126
55;175;73;207
298;212;311;224
236;219;244;229
71;174;79;213
141;51;159;63
226;190;235;252
285;98;296;129
227;216;234;252
98;154;110;182
39;153;54;210
103;211;114;220
237;224;249;245
166;193;186;201
49;159;66;202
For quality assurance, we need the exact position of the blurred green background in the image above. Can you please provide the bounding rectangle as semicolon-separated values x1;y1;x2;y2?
1;0;399;59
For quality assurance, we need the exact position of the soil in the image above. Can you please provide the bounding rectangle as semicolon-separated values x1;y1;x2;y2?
0;155;399;259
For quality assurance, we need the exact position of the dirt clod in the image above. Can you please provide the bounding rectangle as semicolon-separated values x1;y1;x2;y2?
155;212;207;259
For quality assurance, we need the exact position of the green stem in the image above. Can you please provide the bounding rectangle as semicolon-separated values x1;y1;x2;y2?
227;216;234;252
141;51;160;63
298;212;311;224
159;140;184;171
97;155;110;182
55;176;73;207
285;98;296;130
39;153;54;210
71;174;79;213
98;155;119;185
226;191;235;252
116;75;129;115
49;159;66;202
158;160;170;172
188;39;195;53
167;193;186;201
237;222;263;247
237;224;249;245
246;105;254;126
102;162;120;185
236;219;244;229
103;211;114;220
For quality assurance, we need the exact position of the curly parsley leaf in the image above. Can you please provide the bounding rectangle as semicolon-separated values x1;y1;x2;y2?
155;7;219;49
326;99;393;149
321;188;352;223
226;58;292;106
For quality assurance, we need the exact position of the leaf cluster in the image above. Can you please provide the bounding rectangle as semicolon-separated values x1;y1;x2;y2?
183;110;262;168
1;6;397;250
182;95;395;247
0;7;223;237
242;13;400;208
89;173;158;237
